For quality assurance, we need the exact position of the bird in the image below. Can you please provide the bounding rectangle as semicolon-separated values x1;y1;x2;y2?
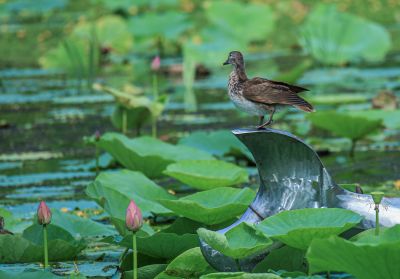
223;51;314;128
0;216;13;235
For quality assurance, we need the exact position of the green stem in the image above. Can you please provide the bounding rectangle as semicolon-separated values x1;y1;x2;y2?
349;139;356;158
235;258;241;272
43;224;48;269
133;232;137;279
122;109;127;135
152;74;158;138
95;146;99;176
375;204;380;236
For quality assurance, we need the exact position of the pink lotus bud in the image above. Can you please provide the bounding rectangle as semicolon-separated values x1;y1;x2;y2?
37;201;52;225
126;200;143;232
151;56;160;71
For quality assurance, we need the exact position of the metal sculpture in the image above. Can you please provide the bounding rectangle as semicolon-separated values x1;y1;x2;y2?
199;128;400;271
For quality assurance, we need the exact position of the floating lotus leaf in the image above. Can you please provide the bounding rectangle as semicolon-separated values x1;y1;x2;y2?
51;211;114;238
308;111;382;141
178;130;252;160
197;222;272;259
205;1;275;44
256;208;362;250
200;273;282;279
111;232;198;260
159;187;255;225
86;170;175;220
154;248;216;279
95;133;214;178
163;160;248;190
0;224;86;263
347;109;400;129
307;233;400;279
0;270;63;279
301;4;391;65
124;264;167;279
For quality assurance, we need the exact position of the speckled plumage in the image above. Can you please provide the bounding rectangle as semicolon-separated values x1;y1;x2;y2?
223;51;314;128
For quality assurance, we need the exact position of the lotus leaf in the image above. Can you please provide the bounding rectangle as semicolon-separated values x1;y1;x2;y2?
0;270;63;279
347;109;400;129
197;222;272;259
351;224;400;245
301;4;391;65
154;248;216;279
256;208;362;250
308;111;382;141
307;235;400;279
114;232;198;260
252;246;306;273
205;2;275;43
163;160;248;190
129;11;191;40
159;187;255;225
178;130;252;160
95;133;214;178
124;264;167;279
0;223;86;263
51;211;114;238
200;273;281;279
86;170;175;218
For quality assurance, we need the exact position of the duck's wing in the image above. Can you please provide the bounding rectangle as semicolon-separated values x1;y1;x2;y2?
250;77;309;93
242;79;314;112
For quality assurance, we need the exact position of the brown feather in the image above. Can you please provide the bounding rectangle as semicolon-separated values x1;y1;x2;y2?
242;80;314;112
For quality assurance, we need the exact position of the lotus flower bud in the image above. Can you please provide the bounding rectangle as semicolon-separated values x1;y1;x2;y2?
126;200;143;232
151;56;160;71
95;130;101;141
37;201;52;225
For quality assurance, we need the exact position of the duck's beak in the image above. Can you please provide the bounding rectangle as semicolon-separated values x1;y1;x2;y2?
223;59;230;66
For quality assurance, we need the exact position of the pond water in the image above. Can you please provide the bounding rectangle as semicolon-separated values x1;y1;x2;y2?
0;53;399;276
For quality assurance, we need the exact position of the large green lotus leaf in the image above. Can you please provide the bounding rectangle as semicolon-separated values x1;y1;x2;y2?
205;1;275;43
129;11;192;40
163;160;248;190
115;232;198;259
301;4;391;65
178;130;252;160
86;170;175;217
308;111;382;141
0;270;63;279
347;109;400;129
51;211;115;238
124;264;167;279
159;187;255;225
200;273;282;279
256;208;362;250
0;234;86;263
154;248;216;279
252;246;306;273
72;15;133;54
95;133;214;178
351;224;400;245
197;222;272;259
23;224;75;244
307;235;400;279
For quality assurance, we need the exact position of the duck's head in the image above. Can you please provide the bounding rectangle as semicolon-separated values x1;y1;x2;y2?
223;51;244;67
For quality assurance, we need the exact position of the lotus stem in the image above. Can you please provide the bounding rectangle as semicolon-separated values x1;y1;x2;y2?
349;139;356;158
43;224;49;269
122;109;127;135
152;74;158;138
95;146;99;176
132;232;137;279
375;204;380;236
235;259;241;271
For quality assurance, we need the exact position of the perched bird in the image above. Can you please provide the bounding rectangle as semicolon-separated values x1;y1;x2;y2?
0;216;13;235
223;51;314;128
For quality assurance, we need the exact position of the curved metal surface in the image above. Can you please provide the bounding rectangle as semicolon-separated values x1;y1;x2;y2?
199;128;400;272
